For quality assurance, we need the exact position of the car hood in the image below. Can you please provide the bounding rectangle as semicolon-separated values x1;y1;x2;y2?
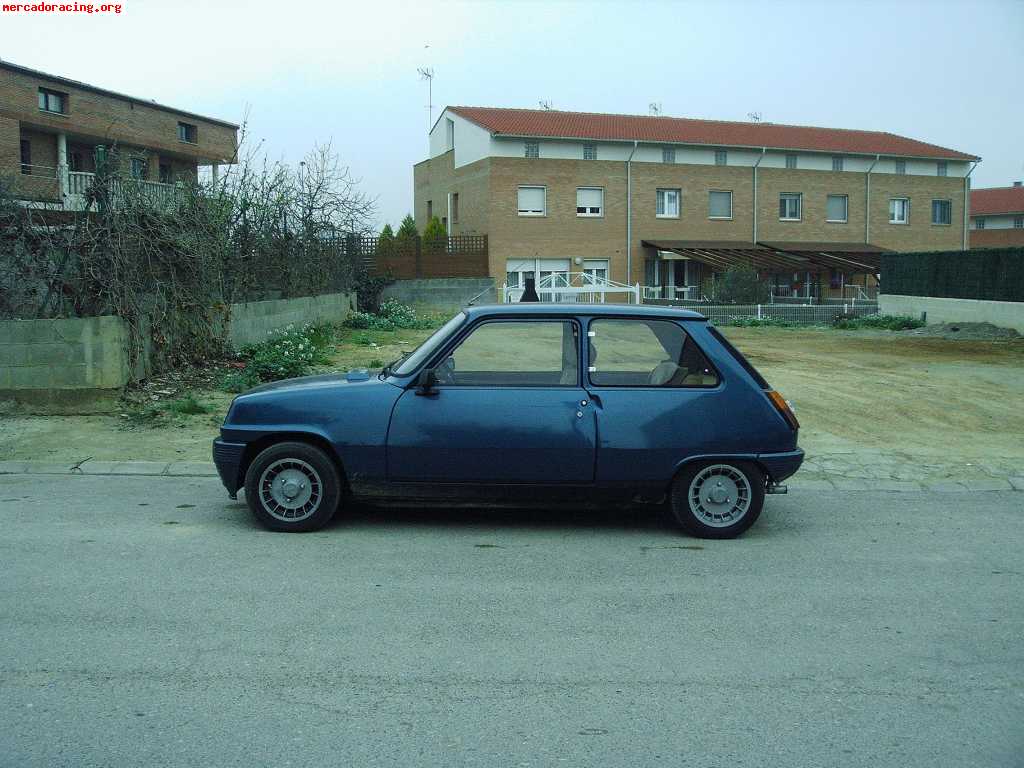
243;372;364;396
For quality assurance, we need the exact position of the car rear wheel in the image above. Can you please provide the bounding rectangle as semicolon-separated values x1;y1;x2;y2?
670;460;765;539
244;441;342;532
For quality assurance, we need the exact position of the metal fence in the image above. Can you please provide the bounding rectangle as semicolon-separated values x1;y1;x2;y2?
646;300;880;325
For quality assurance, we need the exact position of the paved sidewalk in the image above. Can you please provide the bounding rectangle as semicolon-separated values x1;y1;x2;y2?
1;458;1021;492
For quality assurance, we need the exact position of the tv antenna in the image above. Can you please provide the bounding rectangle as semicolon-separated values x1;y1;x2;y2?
417;67;435;131
748;111;762;123
649;102;662;116
539;99;554;110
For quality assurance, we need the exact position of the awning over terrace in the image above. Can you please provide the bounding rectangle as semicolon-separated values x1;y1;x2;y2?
642;240;888;274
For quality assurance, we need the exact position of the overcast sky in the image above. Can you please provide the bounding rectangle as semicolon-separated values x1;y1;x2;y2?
3;0;1022;228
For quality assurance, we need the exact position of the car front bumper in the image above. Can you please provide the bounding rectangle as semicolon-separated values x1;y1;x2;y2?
212;438;247;496
758;449;804;483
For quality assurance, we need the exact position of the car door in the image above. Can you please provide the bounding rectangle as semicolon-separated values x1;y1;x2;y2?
386;318;596;485
584;317;723;490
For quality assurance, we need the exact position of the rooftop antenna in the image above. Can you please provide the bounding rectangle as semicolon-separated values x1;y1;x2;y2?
417;66;434;132
539;99;554;110
748;111;762;123
649;102;662;116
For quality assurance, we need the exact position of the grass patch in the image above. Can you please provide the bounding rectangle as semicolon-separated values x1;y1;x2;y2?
722;317;798;328
833;314;925;331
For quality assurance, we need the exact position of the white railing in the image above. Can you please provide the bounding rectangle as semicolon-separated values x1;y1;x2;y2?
643;285;700;301
503;272;641;304
63;171;181;209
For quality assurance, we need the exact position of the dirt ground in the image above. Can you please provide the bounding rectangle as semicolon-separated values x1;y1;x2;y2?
2;325;1022;483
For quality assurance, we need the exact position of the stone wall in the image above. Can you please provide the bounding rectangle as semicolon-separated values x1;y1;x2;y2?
0;291;356;411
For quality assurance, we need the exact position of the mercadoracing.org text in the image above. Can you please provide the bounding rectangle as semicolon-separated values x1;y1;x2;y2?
3;2;123;13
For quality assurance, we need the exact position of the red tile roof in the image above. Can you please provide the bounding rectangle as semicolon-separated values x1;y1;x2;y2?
971;186;1024;216
447;106;978;161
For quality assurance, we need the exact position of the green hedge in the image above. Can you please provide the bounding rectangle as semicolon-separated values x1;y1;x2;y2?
881;248;1024;302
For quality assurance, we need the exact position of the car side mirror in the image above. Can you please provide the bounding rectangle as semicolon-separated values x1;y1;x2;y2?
415;368;438;396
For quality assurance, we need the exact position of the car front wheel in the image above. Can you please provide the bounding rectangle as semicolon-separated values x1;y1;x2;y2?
244;441;342;532
670;460;765;539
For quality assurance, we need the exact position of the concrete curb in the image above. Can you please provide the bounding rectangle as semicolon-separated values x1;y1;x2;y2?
0;460;217;477
0;461;1021;492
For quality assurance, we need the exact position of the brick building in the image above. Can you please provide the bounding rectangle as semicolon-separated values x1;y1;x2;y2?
0;61;237;210
970;183;1024;248
414;106;979;300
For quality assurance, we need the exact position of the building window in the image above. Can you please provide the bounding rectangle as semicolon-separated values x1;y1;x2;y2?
937;161;947;177
130;158;147;180
445;118;455;151
451;192;459;223
1015;216;1024;229
177;122;197;143
931;199;951;225
524;140;539;159
426;200;433;220
779;193;802;221
662;147;675;164
583;259;609;284
895;159;906;175
19;139;31;175
159;163;172;184
714;149;727;166
975;216;985;230
656;188;680;218
517;185;546;216
69;152;83;172
889;197;910;224
583;143;597;160
832;156;844;172
576;187;603;217
708;190;732;219
785;154;798;170
826;194;848;223
38;88;67;114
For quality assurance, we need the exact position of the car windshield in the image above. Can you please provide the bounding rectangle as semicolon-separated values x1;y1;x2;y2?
390;311;466;376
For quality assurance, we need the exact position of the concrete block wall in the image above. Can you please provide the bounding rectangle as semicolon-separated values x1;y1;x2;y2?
381;278;495;312
879;295;1024;333
227;292;357;348
0;291;357;410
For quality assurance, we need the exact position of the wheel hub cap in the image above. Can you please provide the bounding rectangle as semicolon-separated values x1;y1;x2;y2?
688;465;752;528
258;460;323;522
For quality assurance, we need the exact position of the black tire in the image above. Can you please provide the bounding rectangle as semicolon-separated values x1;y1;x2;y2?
244;441;342;532
669;460;765;539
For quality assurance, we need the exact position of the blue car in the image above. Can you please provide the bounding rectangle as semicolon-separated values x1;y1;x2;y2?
213;304;802;538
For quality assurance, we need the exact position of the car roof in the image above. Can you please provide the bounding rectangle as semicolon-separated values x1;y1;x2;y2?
464;303;707;320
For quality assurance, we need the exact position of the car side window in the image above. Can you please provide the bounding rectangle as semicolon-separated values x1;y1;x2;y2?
436;320;579;387
588;319;719;387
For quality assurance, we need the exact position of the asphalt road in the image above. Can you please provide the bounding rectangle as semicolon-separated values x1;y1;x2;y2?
1;475;1021;767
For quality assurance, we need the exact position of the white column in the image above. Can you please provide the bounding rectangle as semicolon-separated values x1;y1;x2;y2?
57;132;69;199
211;163;219;186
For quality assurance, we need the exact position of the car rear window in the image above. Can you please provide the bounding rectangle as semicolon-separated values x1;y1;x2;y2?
588;319;719;387
706;326;770;389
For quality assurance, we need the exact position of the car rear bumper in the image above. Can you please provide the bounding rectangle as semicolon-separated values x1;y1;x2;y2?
758;448;804;483
212;438;246;495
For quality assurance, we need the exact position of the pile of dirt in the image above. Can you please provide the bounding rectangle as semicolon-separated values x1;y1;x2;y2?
901;322;1021;341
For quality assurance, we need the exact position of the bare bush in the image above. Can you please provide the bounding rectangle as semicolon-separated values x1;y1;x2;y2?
0;136;376;370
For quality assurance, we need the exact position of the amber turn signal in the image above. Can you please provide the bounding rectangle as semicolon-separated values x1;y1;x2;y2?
766;390;800;430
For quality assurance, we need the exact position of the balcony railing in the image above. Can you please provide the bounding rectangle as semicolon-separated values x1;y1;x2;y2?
66;171;181;209
64;171;182;210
